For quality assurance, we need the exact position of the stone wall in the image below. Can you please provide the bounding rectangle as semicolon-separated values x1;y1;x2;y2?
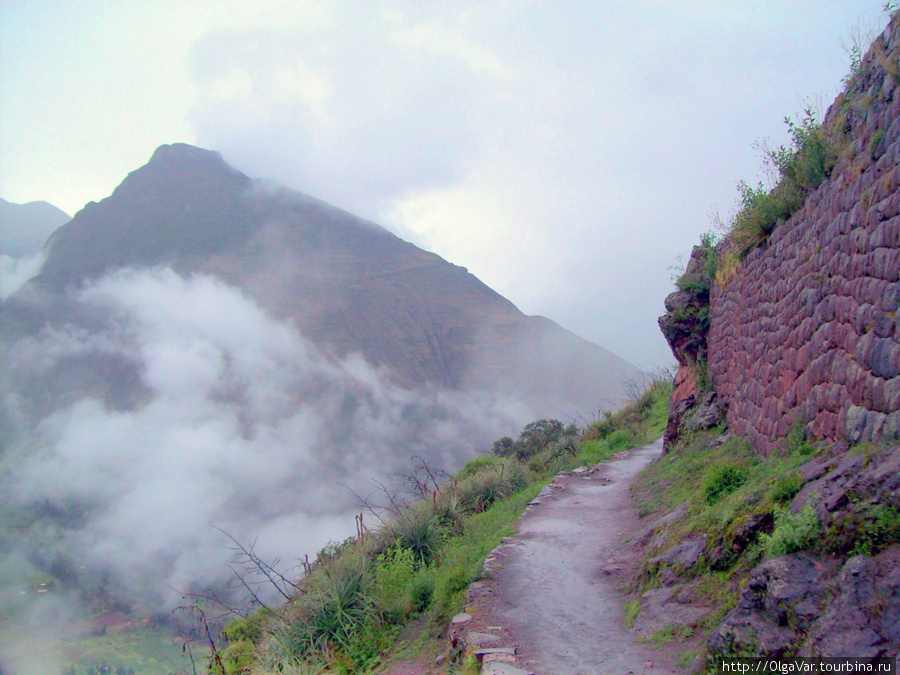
706;19;900;454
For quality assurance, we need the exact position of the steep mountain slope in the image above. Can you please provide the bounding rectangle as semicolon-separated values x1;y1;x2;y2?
14;143;636;411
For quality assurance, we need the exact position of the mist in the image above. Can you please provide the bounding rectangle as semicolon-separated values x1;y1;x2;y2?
0;266;538;668
0;251;46;299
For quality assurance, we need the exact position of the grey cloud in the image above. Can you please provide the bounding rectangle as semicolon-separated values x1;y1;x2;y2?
189;10;484;218
1;251;46;299
182;1;876;368
3;267;534;615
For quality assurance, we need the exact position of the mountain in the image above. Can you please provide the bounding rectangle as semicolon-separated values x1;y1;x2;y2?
0;197;70;257
12;143;637;415
0;143;638;635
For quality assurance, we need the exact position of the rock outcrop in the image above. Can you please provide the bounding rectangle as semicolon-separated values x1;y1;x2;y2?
710;547;900;658
658;245;723;449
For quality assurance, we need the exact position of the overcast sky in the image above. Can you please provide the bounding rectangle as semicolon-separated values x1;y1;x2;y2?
0;1;888;368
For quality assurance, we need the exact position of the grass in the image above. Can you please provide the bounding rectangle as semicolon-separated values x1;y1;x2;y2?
672;105;847;309
210;378;672;674
631;422;900;668
759;504;820;557
636;624;694;648
622;600;640;629
60;626;196;674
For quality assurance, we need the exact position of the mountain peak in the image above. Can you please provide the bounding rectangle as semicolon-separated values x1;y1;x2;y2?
148;143;225;167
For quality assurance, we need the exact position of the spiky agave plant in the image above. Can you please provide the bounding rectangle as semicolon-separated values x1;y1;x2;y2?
385;504;442;564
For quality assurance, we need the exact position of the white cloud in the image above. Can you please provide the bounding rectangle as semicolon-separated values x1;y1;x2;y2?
4;268;532;610
0;0;888;366
0;251;46;299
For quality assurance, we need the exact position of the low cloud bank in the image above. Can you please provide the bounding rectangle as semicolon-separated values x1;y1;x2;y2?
0;251;47;299
1;268;532;629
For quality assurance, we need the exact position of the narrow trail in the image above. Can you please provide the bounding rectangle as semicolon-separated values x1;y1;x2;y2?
460;439;678;675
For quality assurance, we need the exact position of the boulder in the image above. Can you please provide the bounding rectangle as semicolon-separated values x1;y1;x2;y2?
631;584;710;638
708;554;829;657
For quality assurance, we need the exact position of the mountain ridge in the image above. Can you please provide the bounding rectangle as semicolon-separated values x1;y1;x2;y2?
0;197;71;257
14;142;637;412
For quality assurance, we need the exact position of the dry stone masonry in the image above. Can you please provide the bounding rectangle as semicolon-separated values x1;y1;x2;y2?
703;19;900;453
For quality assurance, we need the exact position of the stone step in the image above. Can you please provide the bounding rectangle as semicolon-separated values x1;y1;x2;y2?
483;663;535;675
474;647;516;662
451;612;472;625
466;632;501;647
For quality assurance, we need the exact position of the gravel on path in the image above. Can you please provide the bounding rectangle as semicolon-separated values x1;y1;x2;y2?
461;439;680;675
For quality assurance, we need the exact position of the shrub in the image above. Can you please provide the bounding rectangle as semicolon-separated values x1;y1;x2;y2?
374;545;419;620
704;465;747;505
300;555;377;654
408;573;434;613
606;428;636;452
702;108;846;285
454;458;526;514
853;503;900;554
760;503;820;557
726;109;842;262
456;454;502;479
433;491;465;536
266;580;367;663
771;473;803;504
772;111;840;191
825;502;900;556
579;439;617;465
384;505;441;564
253;645;326;675
674;231;719;298
493;419;575;460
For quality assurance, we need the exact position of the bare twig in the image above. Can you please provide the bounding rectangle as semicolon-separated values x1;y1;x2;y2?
177;604;226;675
337;481;388;525
214;527;298;602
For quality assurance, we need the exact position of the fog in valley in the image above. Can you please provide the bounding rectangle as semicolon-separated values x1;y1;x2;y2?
0;265;542;672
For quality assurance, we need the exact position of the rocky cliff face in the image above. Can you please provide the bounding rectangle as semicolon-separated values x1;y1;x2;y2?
658;246;722;451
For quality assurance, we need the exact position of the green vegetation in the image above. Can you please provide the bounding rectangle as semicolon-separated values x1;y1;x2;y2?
622;600;640;629
759;504;820;557
823;500;900;556
634;427;823;559
636;624;694;648
703;465;747;505
210;379;672;674
726;109;841;262
630;428;821;618
674;107;846;296
674;232;718;299
632;423;900;668
57;627;195;674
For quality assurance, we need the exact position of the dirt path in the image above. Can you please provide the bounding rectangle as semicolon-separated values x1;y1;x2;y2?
459;439;678;675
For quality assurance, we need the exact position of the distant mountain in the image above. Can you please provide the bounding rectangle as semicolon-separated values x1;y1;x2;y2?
6;143;637;417
0;144;641;632
0;198;70;257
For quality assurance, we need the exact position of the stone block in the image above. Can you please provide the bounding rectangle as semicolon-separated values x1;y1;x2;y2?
867;338;900;379
883;282;900;311
885;377;900;411
846;406;870;444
